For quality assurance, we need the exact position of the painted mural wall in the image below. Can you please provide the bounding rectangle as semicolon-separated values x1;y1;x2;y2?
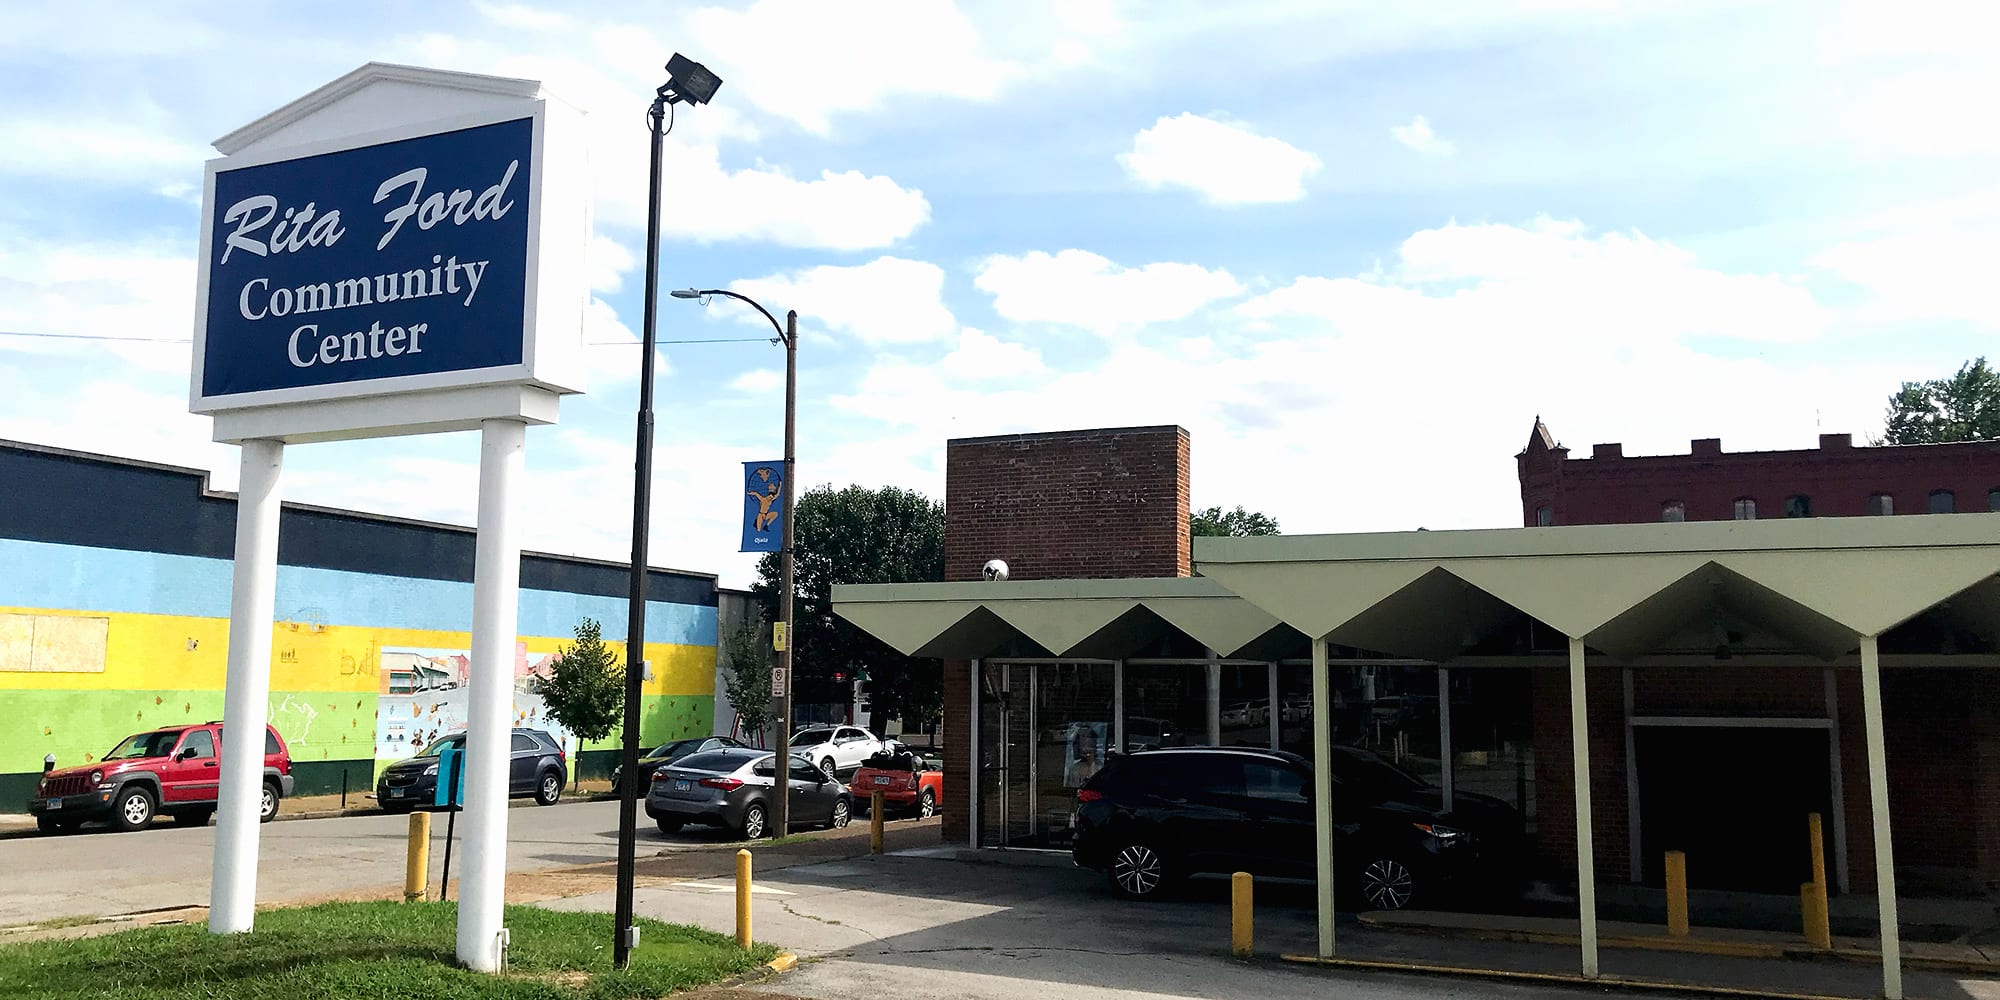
0;442;722;810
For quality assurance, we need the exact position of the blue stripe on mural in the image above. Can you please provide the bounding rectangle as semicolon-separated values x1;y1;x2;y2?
0;538;716;645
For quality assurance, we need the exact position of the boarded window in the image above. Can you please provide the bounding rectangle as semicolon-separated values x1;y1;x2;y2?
1930;490;1956;514
1867;493;1894;516
1733;498;1758;520
0;614;109;672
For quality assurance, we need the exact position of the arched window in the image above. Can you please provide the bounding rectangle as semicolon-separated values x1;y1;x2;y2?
1988;488;2000;512
1867;493;1894;516
1661;501;1685;522
1784;494;1811;518
1535;506;1554;527
1930;489;1956;514
1733;497;1757;520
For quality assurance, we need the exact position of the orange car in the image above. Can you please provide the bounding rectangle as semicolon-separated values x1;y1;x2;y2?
851;744;943;819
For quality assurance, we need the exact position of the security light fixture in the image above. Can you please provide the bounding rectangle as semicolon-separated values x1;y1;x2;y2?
664;54;722;106
669;288;701;299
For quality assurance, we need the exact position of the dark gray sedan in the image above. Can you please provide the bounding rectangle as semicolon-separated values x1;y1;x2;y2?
376;728;567;812
646;748;851;839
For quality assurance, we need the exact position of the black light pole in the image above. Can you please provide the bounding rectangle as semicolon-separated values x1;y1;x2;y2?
670;289;795;839
617;52;721;971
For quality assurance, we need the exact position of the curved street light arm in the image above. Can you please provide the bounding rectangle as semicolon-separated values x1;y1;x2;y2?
684;288;789;344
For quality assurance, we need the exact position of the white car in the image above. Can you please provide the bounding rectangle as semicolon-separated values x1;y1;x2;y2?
789;725;883;778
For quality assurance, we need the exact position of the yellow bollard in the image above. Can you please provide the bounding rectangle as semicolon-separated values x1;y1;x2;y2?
1664;851;1689;937
404;811;431;902
1805;813;1832;949
1802;882;1830;949
870;790;886;854
1231;871;1253;958
735;849;753;950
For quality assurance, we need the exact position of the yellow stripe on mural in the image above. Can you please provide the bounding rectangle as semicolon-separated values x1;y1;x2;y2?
0;607;713;697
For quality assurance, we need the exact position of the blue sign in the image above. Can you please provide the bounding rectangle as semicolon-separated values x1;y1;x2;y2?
742;461;786;553
200;117;534;399
434;745;464;809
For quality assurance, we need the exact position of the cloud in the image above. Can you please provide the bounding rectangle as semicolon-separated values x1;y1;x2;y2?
730;369;784;394
729;257;956;345
1118;113;1321;204
0;117;208;185
1240;217;1829;347
1811;229;2000;328
0;230;196;374
391;26;930;251
974;249;1245;334
938;328;1044;381
685;0;1020;135
473;1;571;31
836;216;1880;548
585;236;636;295
1391;115;1456;157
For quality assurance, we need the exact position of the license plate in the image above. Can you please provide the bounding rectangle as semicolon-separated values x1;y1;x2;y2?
388;788;404;797
45;798;62;810
872;776;893;786
674;779;691;792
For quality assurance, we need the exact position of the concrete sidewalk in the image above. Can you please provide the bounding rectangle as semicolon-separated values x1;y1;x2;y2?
1361;907;2000;975
540;847;2000;1000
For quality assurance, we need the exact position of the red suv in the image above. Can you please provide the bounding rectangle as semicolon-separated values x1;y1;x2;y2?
29;723;294;833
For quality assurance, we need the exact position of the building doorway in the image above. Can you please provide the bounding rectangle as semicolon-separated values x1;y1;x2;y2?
1634;723;1834;893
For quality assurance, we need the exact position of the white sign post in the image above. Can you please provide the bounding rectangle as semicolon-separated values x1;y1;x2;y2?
190;63;588;973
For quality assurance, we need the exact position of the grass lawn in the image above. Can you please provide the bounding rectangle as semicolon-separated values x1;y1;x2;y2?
0;901;780;999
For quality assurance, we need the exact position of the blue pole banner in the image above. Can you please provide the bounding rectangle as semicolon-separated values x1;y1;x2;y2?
742;461;785;553
434;744;465;809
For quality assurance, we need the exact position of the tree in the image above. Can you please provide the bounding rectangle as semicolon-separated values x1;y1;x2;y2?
720;614;773;742
529;618;623;745
1191;505;1281;540
1879;358;2000;445
752;485;945;737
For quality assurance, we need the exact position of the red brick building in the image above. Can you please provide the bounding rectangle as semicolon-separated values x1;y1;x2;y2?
1518;418;2000;527
1519;418;2000;896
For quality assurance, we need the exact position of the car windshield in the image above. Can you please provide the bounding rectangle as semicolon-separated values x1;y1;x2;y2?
646;739;702;760
104;731;182;760
414;736;466;758
790;730;832;747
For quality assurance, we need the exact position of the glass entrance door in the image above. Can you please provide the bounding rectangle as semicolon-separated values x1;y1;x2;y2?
977;661;1114;849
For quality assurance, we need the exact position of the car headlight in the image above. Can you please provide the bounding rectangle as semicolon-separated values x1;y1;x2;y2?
1414;822;1466;842
423;764;438;776
89;770;104;786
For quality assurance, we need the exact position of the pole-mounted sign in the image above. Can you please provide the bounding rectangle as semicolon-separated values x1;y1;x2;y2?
192;63;588;976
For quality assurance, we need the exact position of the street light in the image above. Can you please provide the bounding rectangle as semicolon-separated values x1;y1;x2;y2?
671;288;797;842
617;52;721;971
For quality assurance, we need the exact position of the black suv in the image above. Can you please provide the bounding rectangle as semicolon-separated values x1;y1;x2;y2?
376;728;567;812
1071;745;1522;909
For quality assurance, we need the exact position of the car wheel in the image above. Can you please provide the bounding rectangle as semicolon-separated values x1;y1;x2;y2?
1358;856;1418;910
820;757;837;778
656;817;684;835
1108;843;1170;900
740;802;768;840
260;783;280;823
916;787;936;819
829;798;851;830
181;807;215;827
113;786;155;831
535;770;562;806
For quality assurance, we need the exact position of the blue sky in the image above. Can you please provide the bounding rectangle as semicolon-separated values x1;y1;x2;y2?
3;1;1997;588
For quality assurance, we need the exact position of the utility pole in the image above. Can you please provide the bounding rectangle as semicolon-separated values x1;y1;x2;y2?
773;309;798;839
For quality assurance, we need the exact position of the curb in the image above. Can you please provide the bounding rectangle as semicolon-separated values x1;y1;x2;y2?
1356;914;1785;959
1280;954;1858;1000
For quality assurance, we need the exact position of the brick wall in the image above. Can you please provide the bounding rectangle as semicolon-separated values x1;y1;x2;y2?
937;426;1192;844
1519;422;2000;526
943;426;1191;583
